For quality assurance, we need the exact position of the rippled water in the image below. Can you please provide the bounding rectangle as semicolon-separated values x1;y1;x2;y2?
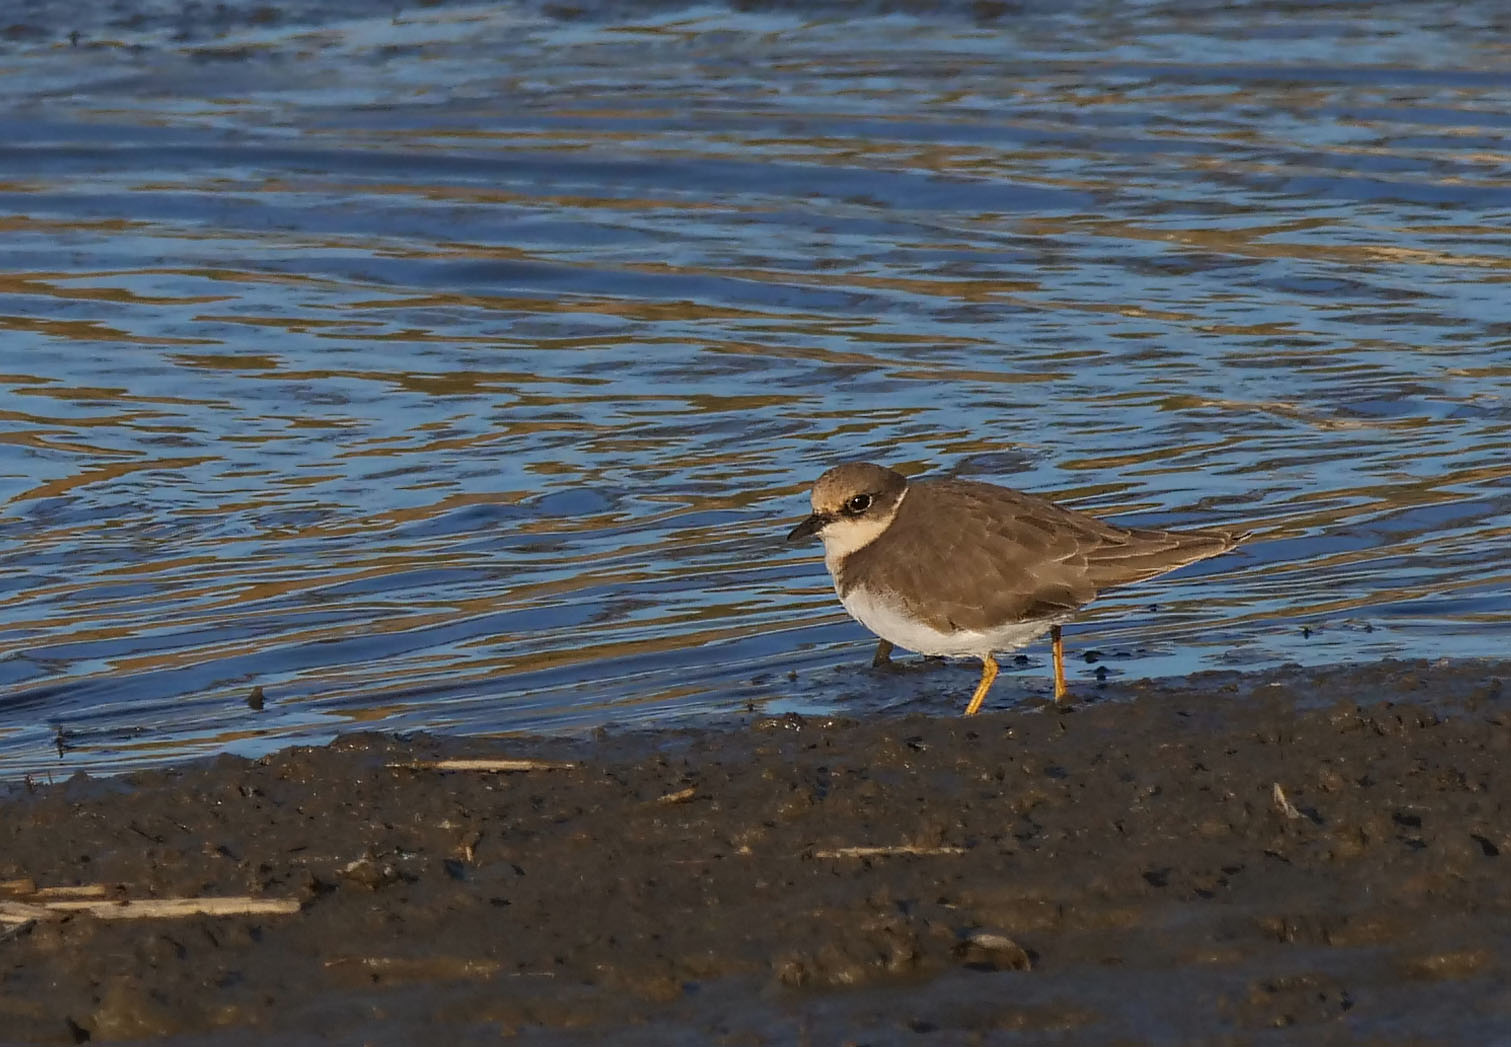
2;0;1509;776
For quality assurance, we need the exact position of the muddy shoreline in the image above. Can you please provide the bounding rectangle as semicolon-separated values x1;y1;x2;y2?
2;658;1509;1044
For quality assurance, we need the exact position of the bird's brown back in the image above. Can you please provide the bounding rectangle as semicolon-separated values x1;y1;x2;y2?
835;478;1242;633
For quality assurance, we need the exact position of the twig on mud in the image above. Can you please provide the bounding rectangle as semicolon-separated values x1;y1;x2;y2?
1;895;301;923
41;897;303;920
324;955;504;979
0;901;55;926
31;884;114;900
1;882;113;901
395;758;578;773
811;845;968;859
0;918;38;943
656;786;697;805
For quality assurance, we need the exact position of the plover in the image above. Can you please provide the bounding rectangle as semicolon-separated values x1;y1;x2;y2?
788;462;1245;715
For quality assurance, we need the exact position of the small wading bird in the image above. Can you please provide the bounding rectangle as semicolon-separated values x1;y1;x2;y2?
788;462;1246;715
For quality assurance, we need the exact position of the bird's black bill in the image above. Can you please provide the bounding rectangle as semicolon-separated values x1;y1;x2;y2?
787;513;830;542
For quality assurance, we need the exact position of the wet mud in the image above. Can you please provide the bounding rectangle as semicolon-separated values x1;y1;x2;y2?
3;658;1510;1044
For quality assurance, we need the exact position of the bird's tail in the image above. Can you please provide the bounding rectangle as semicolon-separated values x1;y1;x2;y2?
1084;525;1248;589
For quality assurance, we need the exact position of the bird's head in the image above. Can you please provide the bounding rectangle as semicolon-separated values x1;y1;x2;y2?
787;462;909;557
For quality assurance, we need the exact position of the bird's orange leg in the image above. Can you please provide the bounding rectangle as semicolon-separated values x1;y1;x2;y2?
963;653;999;716
1052;624;1068;702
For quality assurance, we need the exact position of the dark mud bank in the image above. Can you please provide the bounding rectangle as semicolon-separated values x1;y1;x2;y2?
3;659;1510;1045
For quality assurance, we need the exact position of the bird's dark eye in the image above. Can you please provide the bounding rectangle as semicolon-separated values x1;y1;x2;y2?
844;493;873;515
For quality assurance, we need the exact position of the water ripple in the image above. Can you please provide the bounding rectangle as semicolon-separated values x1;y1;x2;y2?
1;0;1509;775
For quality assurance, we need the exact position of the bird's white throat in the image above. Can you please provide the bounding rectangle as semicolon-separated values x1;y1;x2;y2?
819;488;906;572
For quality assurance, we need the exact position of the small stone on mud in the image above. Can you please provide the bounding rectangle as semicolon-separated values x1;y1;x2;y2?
956;930;1031;971
1400;949;1492;981
91;981;177;1040
754;713;807;732
340;856;402;890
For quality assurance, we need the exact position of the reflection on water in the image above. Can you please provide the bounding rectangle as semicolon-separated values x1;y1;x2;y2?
1;0;1509;776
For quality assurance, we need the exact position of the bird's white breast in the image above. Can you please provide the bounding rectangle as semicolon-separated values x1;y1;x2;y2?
836;584;1059;659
